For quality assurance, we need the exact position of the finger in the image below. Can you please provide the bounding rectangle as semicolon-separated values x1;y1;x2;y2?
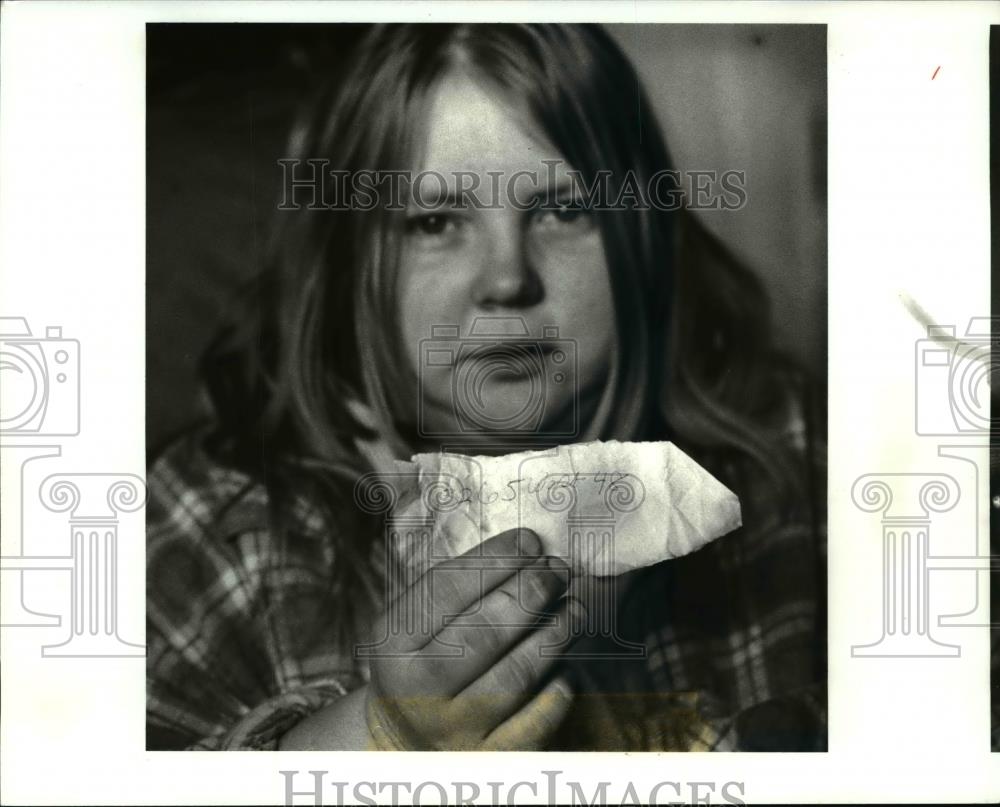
481;675;574;751
425;556;570;693
386;528;543;652
456;595;587;722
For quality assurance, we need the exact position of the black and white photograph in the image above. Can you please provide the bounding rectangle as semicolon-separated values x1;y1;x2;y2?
3;2;998;804
145;22;828;752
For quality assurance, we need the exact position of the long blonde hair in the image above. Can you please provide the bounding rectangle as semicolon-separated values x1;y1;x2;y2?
202;23;810;619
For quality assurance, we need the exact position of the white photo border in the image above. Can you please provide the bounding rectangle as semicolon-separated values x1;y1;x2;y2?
1;1;997;804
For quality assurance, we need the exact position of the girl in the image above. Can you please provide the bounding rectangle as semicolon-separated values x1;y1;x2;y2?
146;23;826;751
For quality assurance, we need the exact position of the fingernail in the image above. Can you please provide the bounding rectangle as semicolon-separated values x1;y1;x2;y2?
516;528;542;556
565;595;587;622
546;556;569;574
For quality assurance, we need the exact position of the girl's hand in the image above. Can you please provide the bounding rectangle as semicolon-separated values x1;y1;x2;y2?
365;528;584;750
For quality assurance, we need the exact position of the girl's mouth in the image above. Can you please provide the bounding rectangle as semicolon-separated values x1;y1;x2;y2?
459;341;552;381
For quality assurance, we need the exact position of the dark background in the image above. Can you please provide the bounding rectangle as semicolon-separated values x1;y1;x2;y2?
147;23;827;452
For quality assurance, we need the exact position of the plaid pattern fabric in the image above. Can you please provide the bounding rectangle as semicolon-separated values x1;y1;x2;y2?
147;403;826;751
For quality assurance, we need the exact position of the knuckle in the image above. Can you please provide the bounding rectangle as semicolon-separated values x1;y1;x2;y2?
428;568;464;613
441;701;488;748
514;528;542;557
519;566;559;606
531;694;570;738
502;648;539;692
533;707;561;738
394;654;426;691
419;652;456;685
489;527;541;558
491;579;534;623
471;616;511;659
396;652;448;695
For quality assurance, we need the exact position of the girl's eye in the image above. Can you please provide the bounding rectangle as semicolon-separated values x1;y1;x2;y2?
405;213;458;238
533;201;593;230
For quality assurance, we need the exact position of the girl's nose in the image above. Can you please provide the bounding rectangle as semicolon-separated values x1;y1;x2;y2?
471;227;544;310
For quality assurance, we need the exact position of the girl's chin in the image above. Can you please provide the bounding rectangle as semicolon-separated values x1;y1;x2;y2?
406;387;605;455
410;432;575;456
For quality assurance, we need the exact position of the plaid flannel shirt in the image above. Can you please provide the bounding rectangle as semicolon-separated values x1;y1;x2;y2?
147;399;827;751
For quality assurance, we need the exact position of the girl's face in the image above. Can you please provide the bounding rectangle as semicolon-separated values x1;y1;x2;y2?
397;73;616;442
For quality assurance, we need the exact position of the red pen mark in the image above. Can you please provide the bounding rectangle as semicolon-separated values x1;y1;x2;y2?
931;65;941;80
